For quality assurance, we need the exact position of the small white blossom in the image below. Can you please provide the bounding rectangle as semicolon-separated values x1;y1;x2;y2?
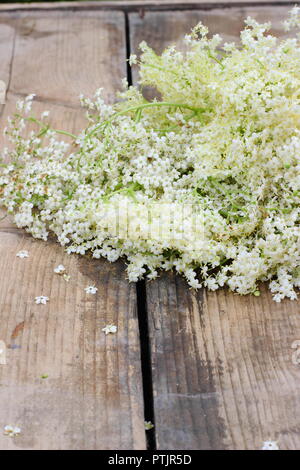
261;440;279;450
102;324;117;335
54;264;65;274
35;295;49;305
129;54;137;66
16;250;29;258
144;421;154;430
84;285;98;294
41;111;49;119
4;425;21;437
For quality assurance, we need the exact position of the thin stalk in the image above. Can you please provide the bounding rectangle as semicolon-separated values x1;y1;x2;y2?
85;101;206;139
26;116;77;140
207;51;225;69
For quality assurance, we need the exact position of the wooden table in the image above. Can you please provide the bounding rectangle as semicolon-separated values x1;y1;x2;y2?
0;1;299;450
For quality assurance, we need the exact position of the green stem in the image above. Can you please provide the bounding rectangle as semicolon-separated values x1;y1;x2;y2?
54;129;77;139
85;101;206;139
207;51;224;69
26;117;77;140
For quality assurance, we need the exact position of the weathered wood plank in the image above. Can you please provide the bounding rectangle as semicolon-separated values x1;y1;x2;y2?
130;6;300;450
0;14;16;88
0;10;146;450
0;231;145;450
0;1;296;13
146;275;300;449
10;11;126;106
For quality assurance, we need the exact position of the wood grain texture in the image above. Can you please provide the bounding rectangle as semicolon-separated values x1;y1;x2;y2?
0;1;296;12
0;10;146;450
10;10;126;106
130;5;300;450
0;13;16;88
146;275;300;449
0;232;145;450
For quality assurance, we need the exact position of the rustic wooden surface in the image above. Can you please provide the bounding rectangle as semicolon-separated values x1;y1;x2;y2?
129;5;300;450
0;9;146;450
0;1;299;451
0;1;297;12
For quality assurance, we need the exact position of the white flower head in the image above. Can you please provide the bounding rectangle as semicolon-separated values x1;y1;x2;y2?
129;54;137;66
4;425;21;437
3;10;300;304
41;110;50;119
84;285;98;295
144;421;154;431
261;440;279;450
16;250;29;258
102;324;117;335
35;295;49;305
54;264;65;274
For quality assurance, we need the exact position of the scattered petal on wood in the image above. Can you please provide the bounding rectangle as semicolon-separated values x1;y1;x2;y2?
0;349;4;365
35;296;49;305
102;324;117;335
54;264;65;274
4;425;21;437
16;250;29;258
144;421;154;431
0;340;6;365
84;285;98;294
0;80;6;104
261;440;279;450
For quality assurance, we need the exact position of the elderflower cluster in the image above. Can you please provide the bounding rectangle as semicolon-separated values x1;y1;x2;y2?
1;9;300;301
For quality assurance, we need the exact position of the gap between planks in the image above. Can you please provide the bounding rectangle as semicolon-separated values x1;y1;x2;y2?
128;5;300;450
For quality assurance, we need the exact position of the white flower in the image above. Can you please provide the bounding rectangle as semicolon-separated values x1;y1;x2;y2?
54;264;65;274
41;111;49;119
35;295;49;305
4;425;21;437
129;54;137;66
84;285;98;294
144;421;154;430
261;440;279;450
102;324;117;335
16;250;29;258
